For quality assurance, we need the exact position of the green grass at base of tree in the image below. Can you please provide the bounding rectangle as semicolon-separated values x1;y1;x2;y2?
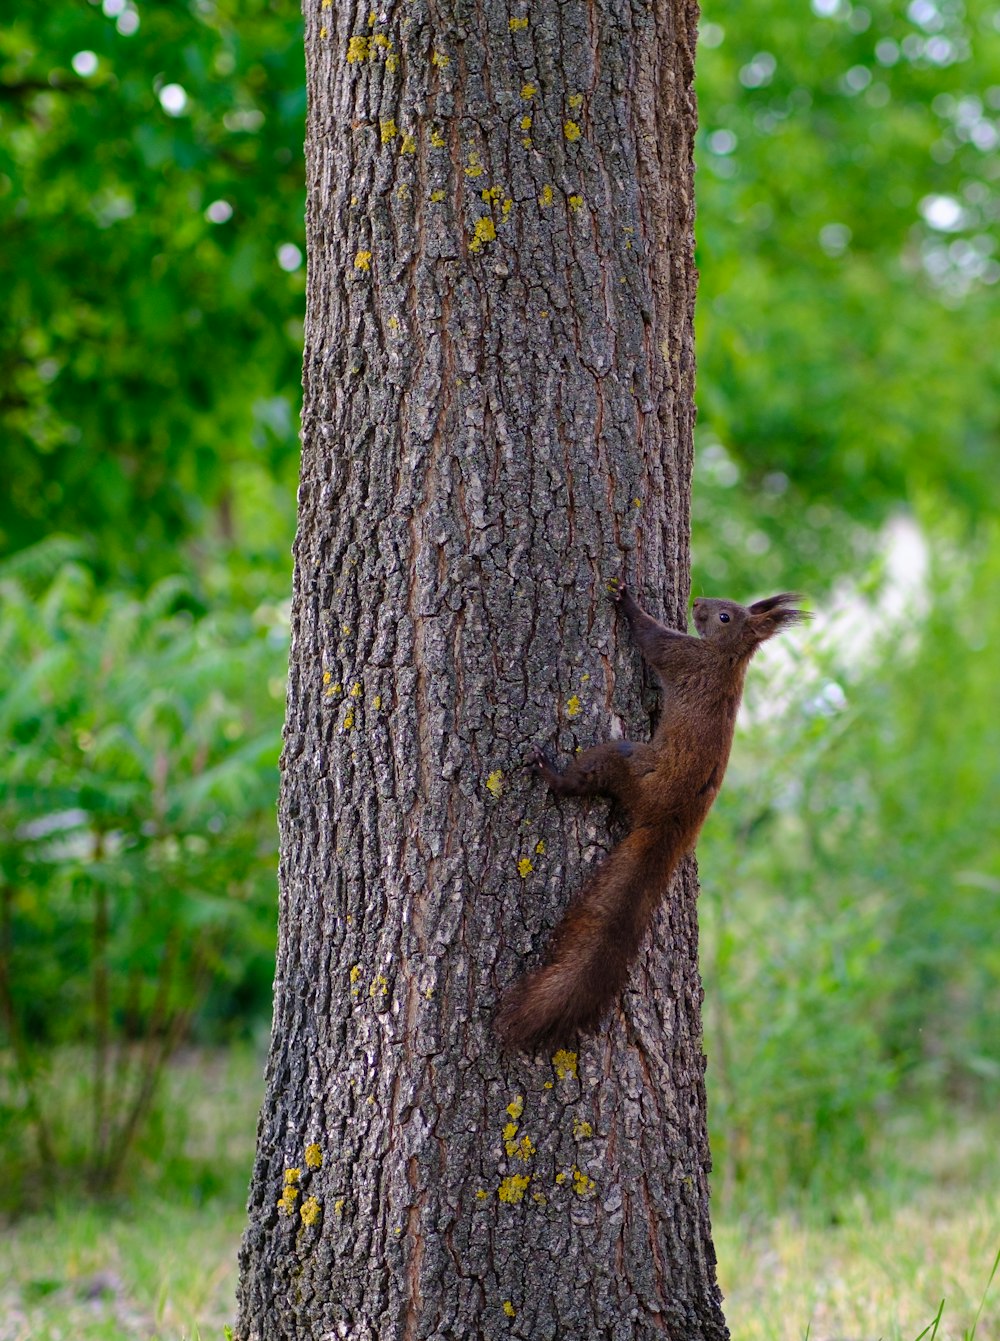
0;1200;245;1341
719;1200;1000;1341
0;1047;263;1340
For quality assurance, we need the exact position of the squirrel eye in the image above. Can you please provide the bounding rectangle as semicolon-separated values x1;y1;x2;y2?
719;611;730;623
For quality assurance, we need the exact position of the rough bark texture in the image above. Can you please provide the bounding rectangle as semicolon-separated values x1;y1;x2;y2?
237;0;727;1337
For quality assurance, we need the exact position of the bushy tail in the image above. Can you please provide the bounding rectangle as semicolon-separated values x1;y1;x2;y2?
496;824;682;1052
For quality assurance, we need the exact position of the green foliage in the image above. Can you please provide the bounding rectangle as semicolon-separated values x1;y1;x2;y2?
0;547;284;1195
831;527;1000;1090
0;0;304;581
690;0;1000;1212
702;528;1000;1211
694;0;1000;591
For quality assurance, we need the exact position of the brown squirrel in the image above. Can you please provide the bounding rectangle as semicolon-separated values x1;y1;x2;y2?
497;583;808;1052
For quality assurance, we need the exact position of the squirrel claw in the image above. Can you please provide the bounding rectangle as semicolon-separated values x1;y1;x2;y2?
608;577;627;604
526;746;548;772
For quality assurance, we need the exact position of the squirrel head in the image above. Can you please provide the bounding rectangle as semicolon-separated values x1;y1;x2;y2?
692;593;809;651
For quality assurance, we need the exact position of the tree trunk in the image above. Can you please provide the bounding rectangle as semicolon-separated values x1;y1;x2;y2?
237;0;727;1337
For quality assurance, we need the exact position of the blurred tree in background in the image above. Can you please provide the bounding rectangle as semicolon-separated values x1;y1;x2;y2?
0;0;304;584
694;0;1000;590
0;0;997;1207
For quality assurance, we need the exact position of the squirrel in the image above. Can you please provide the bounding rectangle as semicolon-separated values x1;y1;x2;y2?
496;583;809;1052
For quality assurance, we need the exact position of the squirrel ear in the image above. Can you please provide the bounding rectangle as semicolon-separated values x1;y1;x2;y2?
748;593;811;637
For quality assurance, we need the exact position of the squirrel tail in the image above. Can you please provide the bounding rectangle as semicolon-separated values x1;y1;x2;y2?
496;824;682;1053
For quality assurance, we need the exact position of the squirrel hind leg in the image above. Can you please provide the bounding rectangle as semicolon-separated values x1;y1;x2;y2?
534;741;647;806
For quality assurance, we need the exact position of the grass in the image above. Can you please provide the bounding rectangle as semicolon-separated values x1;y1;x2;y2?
716;1111;1000;1340
0;1050;997;1341
0;1200;244;1341
718;1190;1000;1341
0;1046;261;1341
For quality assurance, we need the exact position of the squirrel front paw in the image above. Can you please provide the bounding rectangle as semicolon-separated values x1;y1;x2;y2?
608;576;628;605
526;746;549;773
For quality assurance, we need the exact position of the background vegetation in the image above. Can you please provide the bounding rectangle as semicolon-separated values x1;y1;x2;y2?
1;0;998;1335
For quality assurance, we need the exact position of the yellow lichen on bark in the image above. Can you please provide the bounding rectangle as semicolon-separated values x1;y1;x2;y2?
552;1049;578;1079
469;217;496;252
498;1174;531;1204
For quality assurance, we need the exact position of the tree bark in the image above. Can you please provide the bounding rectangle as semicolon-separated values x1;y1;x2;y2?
237;0;727;1337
